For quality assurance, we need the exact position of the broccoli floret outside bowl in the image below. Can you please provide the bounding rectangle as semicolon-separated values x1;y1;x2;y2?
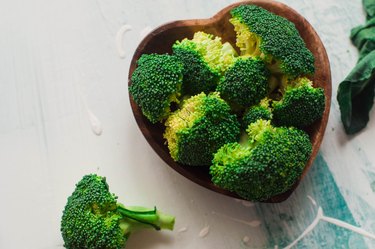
61;174;174;249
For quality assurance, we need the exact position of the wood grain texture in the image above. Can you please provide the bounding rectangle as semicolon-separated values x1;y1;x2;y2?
128;0;332;202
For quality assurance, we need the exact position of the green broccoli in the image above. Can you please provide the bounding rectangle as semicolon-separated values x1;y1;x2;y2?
61;174;175;249
173;31;237;95
273;77;325;127
129;53;183;123
210;119;312;201
242;98;272;129
230;5;314;79
216;57;270;109
164;92;240;166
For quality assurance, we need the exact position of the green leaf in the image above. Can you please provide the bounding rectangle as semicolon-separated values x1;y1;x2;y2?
351;18;375;60
363;0;375;20
337;50;375;134
338;2;375;135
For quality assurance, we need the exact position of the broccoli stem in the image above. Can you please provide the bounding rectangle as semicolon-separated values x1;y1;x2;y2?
117;205;175;234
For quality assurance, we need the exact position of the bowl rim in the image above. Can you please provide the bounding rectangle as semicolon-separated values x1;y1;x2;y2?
128;0;332;202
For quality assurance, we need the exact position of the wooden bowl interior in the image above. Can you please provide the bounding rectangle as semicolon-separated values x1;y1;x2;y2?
128;0;331;202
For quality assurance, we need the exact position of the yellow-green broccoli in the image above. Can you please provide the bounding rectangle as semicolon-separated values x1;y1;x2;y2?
173;32;237;95
164;92;240;166
230;5;314;79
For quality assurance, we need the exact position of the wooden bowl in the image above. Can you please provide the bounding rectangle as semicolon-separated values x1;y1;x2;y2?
128;0;331;202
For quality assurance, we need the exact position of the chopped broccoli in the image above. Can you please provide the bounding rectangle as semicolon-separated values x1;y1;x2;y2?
273;77;325;127
217;57;270;108
210;120;312;201
173;32;237;95
61;174;175;249
164;92;240;166
230;5;314;78
242;98;272;129
129;53;183;123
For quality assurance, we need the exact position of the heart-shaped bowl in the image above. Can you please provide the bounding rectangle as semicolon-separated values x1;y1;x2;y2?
128;0;331;202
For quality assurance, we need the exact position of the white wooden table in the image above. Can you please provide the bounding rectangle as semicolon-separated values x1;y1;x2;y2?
1;0;375;248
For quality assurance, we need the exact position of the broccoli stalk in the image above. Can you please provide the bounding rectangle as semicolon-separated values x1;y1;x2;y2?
61;174;175;249
117;205;174;233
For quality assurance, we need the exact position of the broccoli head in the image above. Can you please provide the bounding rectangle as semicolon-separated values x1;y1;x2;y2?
164;92;240;166
242;98;272;129
173;31;237;95
230;5;315;78
129;53;183;123
273;77;325;127
210;120;312;201
61;174;175;249
217;57;270;108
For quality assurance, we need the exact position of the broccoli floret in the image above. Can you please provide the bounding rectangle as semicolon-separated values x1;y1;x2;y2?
61;174;175;249
210;120;312;201
173;32;237;95
242;98;272;129
129;53;183;123
230;5;314;78
273;77;325;127
217;57;270;108
164;92;240;166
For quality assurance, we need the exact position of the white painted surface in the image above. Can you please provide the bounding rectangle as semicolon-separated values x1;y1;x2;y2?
0;0;374;248
284;207;375;249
